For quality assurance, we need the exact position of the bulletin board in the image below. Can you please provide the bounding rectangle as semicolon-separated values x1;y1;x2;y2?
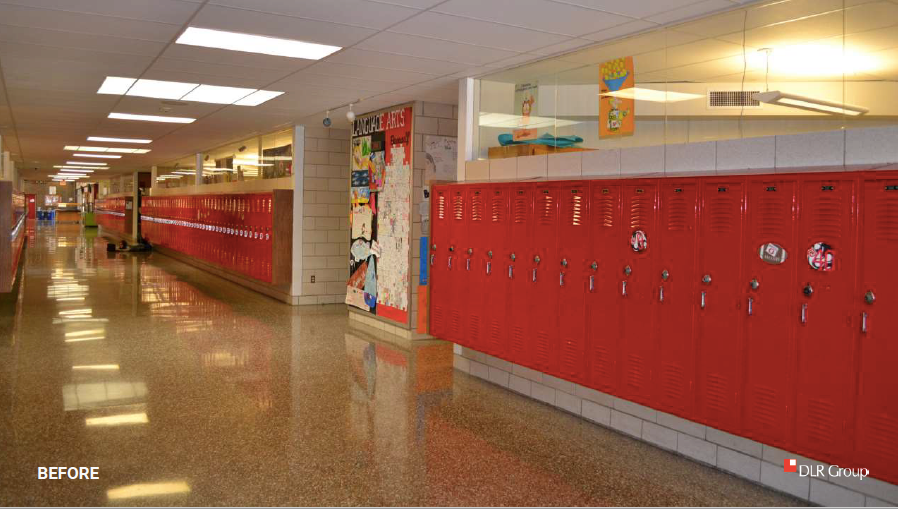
346;104;414;325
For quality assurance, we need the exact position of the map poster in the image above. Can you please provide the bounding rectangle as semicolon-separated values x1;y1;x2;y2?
346;104;413;326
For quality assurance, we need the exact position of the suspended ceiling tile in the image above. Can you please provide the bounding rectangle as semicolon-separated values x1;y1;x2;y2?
160;44;317;71
140;68;278;90
0;25;168;57
433;0;634;37
0;0;200;25
647;0;738;24
363;0;445;8
555;0;719;19
357;32;521;66
324;48;469;75
191;4;377;48
299;61;439;85
529;38;597;57
150;57;299;84
209;0;419;30
0;4;182;42
277;71;404;94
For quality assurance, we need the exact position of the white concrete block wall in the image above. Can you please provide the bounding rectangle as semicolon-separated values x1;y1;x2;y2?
452;346;898;507
299;127;351;305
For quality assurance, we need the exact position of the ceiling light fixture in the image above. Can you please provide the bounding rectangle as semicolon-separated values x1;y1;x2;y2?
60;169;95;173
97;77;136;95
73;153;121;159
109;112;196;124
88;137;152;144
66;161;107;166
55;166;105;170
752;91;868;116
235;90;284;106
65;146;148;154
182;84;254;104
176;26;341;60
97;76;283;106
125;78;198;100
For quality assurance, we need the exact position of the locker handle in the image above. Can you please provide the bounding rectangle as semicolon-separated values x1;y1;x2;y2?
621;280;627;297
589;275;595;292
701;291;706;309
448;256;452;269
748;297;753;316
508;265;513;279
559;272;565;287
466;258;471;271
486;261;491;275
430;254;435;266
659;285;664;303
861;312;867;333
801;303;807;324
532;268;537;283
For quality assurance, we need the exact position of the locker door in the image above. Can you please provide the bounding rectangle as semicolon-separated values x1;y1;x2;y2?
742;177;798;449
483;186;510;359
586;182;622;393
794;175;858;466
508;185;533;368
618;181;658;406
696;178;746;435
655;181;698;419
528;184;560;375
465;186;488;351
556;183;589;384
429;187;450;339
855;173;898;485
446;187;468;346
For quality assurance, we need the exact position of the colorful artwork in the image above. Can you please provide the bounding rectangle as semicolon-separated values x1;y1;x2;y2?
599;56;635;138
346;105;413;325
513;82;538;141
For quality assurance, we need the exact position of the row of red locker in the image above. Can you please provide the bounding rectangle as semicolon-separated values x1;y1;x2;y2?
430;171;898;485
141;194;274;283
95;198;128;236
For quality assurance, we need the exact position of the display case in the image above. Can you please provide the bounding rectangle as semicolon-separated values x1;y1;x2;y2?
1;182;26;292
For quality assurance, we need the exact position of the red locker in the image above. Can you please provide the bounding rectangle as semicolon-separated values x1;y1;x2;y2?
695;177;746;435
464;186;488;351
854;172;898;485
742;177;798;449
556;182;589;384
528;183;561;375
507;184;533;368
430;187;450;339
618;181;658;406
482;186;510;358
654;181;698;419
586;181;623;393
446;187;468;345
794;174;858;466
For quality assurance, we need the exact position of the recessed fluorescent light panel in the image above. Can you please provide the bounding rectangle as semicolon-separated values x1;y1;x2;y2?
177;26;341;60
60;169;95;173
108;112;196;123
98;76;283;106
97;77;135;95
88;137;152;144
72;153;122;159
65;146;149;154
66;161;107;166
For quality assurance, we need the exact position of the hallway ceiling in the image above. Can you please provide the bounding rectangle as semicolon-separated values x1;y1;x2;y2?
0;0;754;180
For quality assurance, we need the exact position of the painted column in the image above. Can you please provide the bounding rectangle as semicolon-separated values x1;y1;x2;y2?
150;165;158;190
194;153;203;186
456;77;477;182
291;124;304;299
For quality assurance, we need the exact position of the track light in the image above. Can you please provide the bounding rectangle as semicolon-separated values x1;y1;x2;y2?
753;91;868;116
346;104;355;122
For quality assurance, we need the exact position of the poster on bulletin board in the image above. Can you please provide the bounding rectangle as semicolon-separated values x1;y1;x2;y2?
599;56;635;138
346;104;413;325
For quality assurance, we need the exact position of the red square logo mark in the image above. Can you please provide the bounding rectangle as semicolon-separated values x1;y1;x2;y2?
784;459;797;473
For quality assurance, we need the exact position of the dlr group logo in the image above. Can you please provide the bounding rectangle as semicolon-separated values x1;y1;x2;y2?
784;459;869;480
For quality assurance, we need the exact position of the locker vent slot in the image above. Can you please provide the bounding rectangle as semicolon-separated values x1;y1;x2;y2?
491;193;505;223
436;194;446;220
708;193;738;233
537;193;556;225
751;385;778;429
630;193;652;229
489;319;502;350
449;310;462;336
595;192;616;228
665;192;688;231
432;306;444;332
452;193;464;222
467;314;481;341
876;193;898;241
470;191;484;222
806;398;835;445
625;354;645;392
704;373;728;414
758;186;788;238
862;414;898;464
513;194;528;224
565;191;584;227
561;337;578;376
810;191;843;240
534;331;550;364
511;326;526;355
661;363;684;402
592;346;612;381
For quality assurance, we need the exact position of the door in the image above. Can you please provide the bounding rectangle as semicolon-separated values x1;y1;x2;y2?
507;185;533;368
528;184;561;375
655;181;698;419
794;175;858;466
695;177;746;435
742;177;798;449
446;187;468;346
586;181;623;393
557;182;590;385
464;186;488;352
618;181;658;406
483;186;510;359
429;187;450;339
26;194;36;219
854;172;898;485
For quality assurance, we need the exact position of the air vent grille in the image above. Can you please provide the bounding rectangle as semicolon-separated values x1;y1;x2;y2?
708;90;761;109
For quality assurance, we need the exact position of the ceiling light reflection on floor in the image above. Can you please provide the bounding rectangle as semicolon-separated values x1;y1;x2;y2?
106;481;191;500
65;329;105;338
72;364;120;371
85;412;148;427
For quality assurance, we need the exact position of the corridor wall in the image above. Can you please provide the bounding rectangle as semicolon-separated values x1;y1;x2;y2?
430;171;898;486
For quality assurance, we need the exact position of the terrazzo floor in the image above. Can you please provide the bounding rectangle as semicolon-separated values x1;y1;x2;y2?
0;222;807;506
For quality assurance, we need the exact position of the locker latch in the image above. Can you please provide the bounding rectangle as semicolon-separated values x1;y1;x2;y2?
750;278;760;290
661;269;669;281
865;290;875;304
702;274;712;285
624;265;631;276
803;283;813;296
589;262;597;292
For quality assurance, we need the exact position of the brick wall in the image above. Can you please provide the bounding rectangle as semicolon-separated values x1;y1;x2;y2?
299;127;351;305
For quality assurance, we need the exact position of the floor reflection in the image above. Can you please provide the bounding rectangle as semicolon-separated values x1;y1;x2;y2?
0;224;804;507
